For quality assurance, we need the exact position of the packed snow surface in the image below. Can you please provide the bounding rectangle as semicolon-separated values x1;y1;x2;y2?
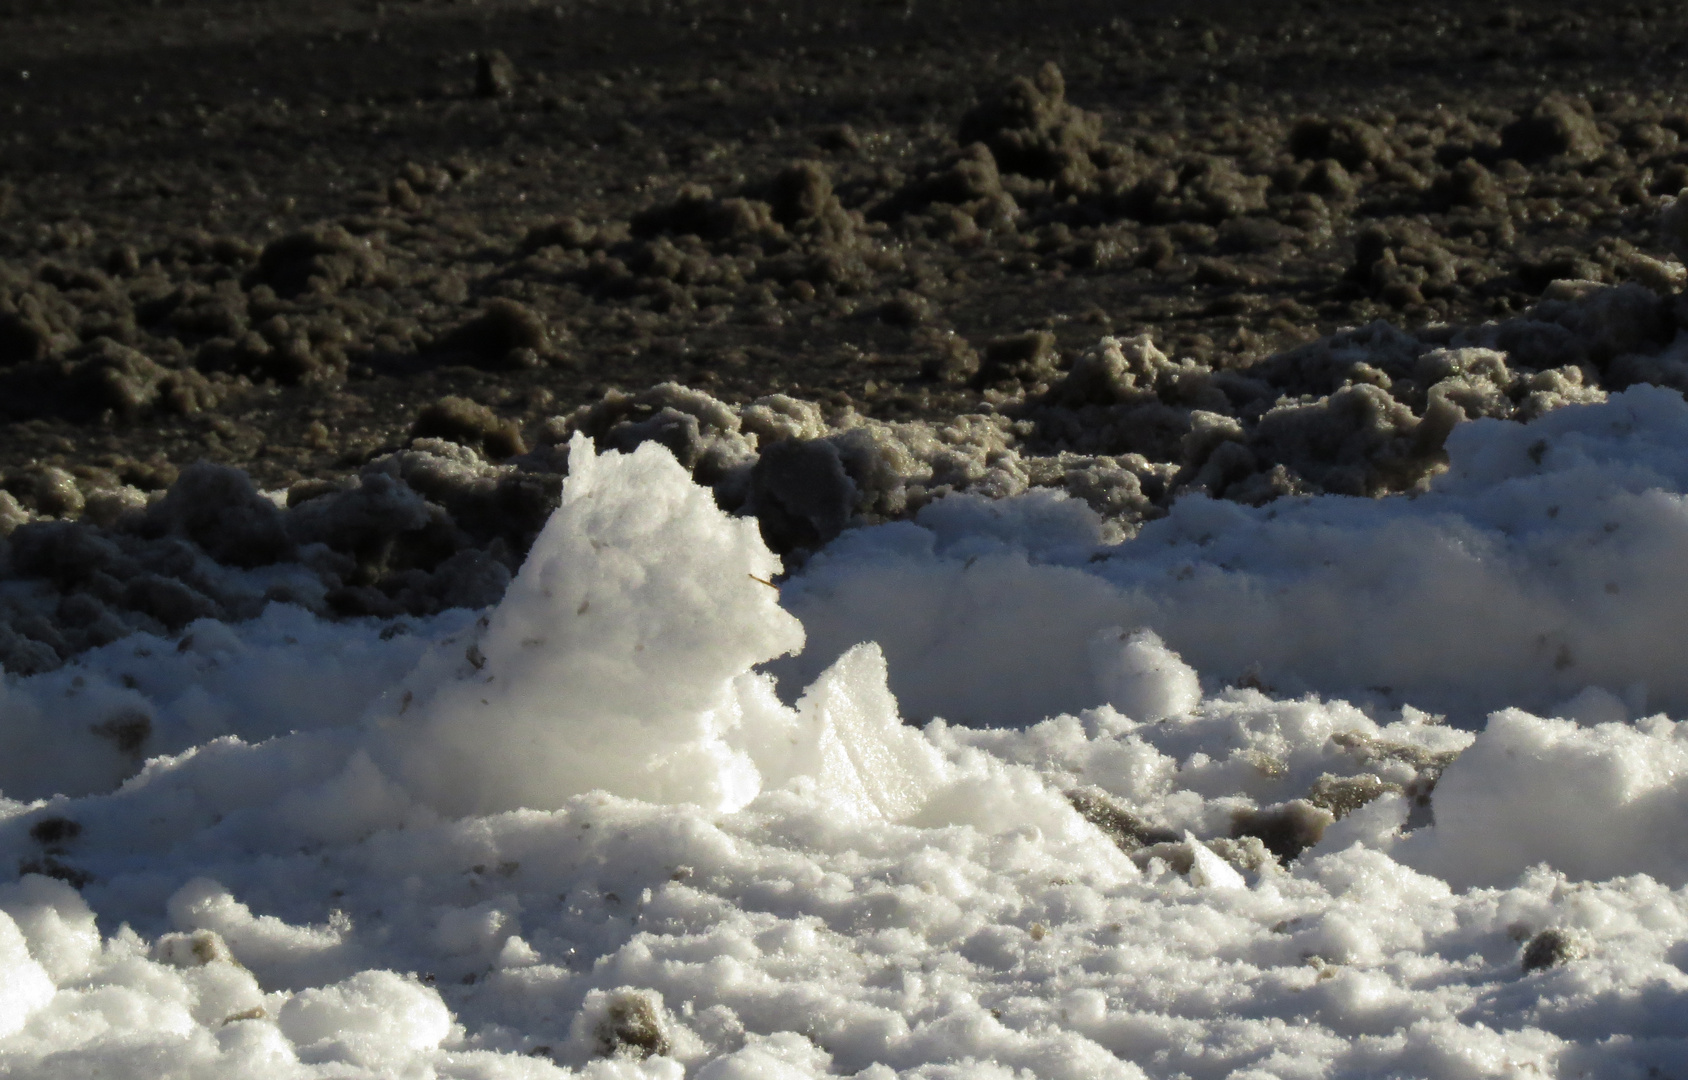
3;396;1688;1078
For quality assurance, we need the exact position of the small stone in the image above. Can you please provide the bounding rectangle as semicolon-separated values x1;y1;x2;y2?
476;50;516;98
1521;928;1584;973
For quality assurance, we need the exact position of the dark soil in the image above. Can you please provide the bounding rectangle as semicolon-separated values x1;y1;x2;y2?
2;0;1687;673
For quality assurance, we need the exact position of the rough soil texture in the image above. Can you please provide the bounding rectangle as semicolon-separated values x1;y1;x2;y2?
2;0;1687;671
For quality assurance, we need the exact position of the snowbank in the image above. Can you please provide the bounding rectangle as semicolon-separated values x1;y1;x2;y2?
780;385;1688;727
2;406;1688;1077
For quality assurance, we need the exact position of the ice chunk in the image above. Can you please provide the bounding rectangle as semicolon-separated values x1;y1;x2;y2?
0;876;99;984
0;911;54;1038
1089;627;1201;722
1398;709;1688;887
277;970;452;1068
1184;832;1246;890
774;642;947;822
693;1032;832;1079
1550;685;1630;727
167;878;348;987
376;434;804;816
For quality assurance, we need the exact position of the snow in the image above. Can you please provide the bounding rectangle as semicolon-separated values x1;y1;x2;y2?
374;432;802;817
3;392;1688;1077
779;384;1688;727
1396;709;1688;889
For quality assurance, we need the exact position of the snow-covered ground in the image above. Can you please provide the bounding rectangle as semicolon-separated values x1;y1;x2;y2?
4;387;1688;1078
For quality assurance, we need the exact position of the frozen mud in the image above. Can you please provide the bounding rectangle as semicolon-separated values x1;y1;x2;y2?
3;411;1688;1077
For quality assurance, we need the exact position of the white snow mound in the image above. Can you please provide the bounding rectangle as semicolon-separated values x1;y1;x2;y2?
780;386;1688;726
377;433;807;816
2;410;1688;1077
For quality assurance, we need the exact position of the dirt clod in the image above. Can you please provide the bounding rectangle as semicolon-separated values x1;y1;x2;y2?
413;396;526;459
594;993;670;1059
1521;928;1584;973
476;50;517;98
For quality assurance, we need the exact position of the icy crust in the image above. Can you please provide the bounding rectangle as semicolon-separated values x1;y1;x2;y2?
781;384;1688;727
3;435;1688;1077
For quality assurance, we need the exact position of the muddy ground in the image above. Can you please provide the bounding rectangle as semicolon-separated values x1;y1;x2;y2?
1;0;1687;673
